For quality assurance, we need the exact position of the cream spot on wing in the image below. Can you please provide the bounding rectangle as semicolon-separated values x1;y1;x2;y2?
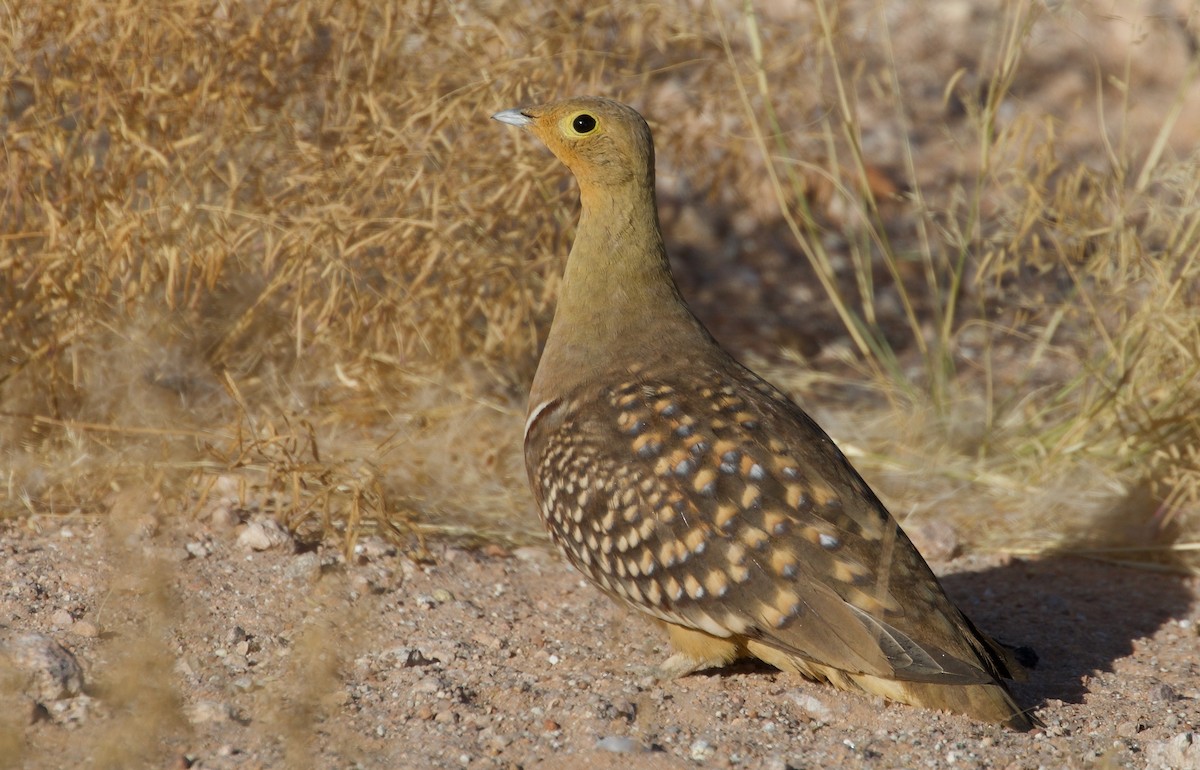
761;510;788;536
705;569;730;598
633;432;664;458
740;527;769;551
771;548;798;579
759;603;786;629
659;540;677;568
639;548;657;576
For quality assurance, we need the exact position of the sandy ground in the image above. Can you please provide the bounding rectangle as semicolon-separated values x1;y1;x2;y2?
2;513;1197;769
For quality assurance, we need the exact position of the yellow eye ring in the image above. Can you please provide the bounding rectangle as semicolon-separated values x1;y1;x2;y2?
569;112;597;135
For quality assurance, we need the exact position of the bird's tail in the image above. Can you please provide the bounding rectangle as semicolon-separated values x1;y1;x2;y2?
751;642;1041;730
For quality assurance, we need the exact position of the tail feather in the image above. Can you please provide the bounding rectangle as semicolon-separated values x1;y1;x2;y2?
747;640;1041;730
845;673;1043;731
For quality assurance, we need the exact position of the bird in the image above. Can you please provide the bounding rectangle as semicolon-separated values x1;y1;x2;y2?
493;96;1039;730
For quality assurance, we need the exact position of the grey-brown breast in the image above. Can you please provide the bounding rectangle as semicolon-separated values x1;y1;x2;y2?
524;360;1009;685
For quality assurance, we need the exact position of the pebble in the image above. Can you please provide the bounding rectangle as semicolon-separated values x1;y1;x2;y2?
512;547;553;564
788;691;832;722
236;518;291;551
907;520;961;562
208;504;242;530
0;630;85;706
50;609;75;628
1146;732;1199;768
690;739;715;760
353;537;396;563
185;699;233;724
1117;720;1144;738
72;621;99;638
1149;682;1179;702
284;551;321;583
596;736;644;753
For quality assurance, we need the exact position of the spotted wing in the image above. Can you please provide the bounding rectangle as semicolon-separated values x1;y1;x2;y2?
525;363;1005;685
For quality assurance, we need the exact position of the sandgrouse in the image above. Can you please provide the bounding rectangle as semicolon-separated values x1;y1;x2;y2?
494;96;1038;730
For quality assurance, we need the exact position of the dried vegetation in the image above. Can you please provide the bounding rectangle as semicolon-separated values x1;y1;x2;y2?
2;0;1199;568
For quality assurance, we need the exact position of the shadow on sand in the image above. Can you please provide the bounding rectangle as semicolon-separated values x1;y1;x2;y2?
940;555;1194;708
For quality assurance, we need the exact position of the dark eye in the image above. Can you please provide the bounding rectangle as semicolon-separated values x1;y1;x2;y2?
572;113;597;134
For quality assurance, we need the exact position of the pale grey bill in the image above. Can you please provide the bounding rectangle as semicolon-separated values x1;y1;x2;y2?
492;109;532;127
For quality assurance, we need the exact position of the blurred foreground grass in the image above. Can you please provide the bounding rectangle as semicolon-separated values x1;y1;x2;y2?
2;0;1198;569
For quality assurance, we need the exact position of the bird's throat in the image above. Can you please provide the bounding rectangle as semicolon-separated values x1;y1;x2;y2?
529;185;711;407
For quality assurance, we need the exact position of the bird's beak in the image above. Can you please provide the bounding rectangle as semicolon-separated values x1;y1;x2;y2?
492;108;533;127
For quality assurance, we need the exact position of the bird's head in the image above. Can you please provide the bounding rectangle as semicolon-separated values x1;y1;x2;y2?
493;96;655;192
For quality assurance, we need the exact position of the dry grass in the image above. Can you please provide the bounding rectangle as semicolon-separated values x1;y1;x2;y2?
2;0;1198;572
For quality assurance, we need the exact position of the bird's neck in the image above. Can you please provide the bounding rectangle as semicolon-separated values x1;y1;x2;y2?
529;183;714;408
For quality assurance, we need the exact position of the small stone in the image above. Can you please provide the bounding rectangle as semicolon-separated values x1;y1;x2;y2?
48;693;94;728
1149;682;1179;702
185;700;233;725
72;621;99;638
788;691;832;722
431;588;455;603
543;718;560;731
353;537;396;563
350;573;372;595
596;736;644;753
0;631;85;705
415;705;435;720
284;552;320;583
50;609;75;628
690;739;715;760
1146;732;1199;769
209;505;242;530
1117;720;1143;738
907;520;961;562
512;547;553;564
236;517;291;551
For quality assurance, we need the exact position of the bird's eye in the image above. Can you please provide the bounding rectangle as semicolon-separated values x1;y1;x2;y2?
572;113;597;134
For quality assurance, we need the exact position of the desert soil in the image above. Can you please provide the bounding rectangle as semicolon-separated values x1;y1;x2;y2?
1;511;1197;769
